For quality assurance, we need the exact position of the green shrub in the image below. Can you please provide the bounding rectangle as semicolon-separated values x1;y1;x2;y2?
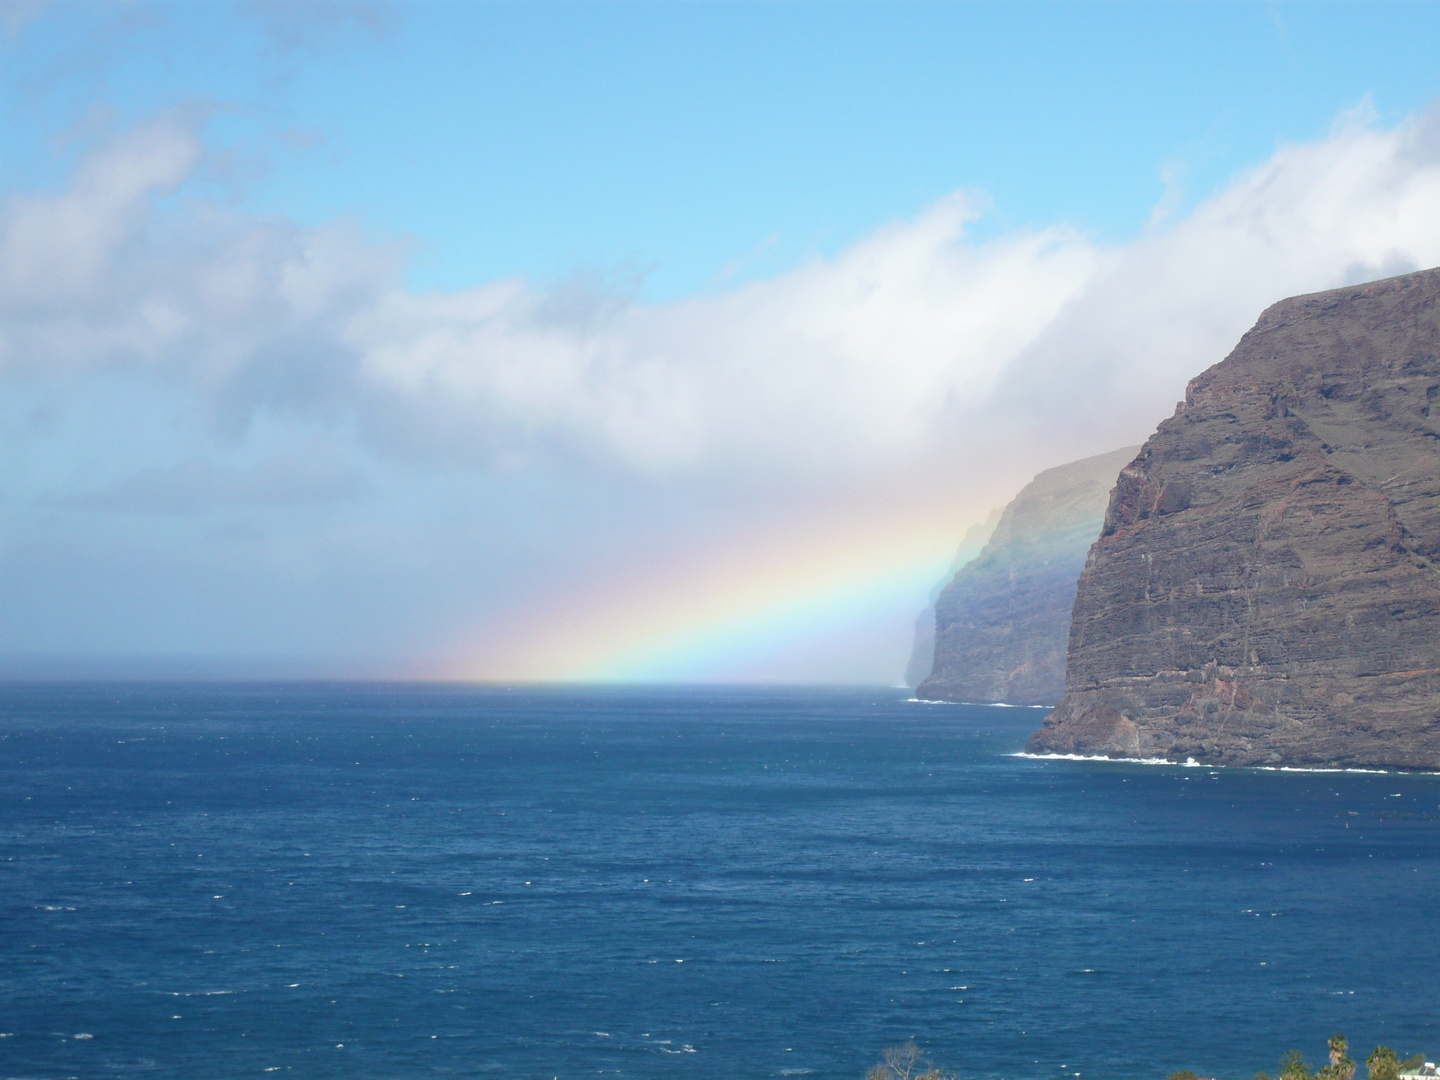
1281;1049;1312;1080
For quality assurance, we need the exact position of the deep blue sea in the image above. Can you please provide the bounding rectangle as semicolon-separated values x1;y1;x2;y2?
1;684;1438;1080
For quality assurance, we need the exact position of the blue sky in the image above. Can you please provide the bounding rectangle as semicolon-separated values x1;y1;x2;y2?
6;2;1440;680
8;3;1440;300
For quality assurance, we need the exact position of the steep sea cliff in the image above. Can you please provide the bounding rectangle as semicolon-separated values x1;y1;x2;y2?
1031;268;1440;769
916;447;1138;705
904;510;1003;689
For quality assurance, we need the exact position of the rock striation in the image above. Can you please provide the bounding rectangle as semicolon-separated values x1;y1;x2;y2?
904;510;1003;689
916;447;1139;705
1029;268;1440;770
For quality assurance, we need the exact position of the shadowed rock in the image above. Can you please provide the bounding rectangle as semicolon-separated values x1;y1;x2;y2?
916;447;1139;705
1029;267;1440;769
904;509;1003;690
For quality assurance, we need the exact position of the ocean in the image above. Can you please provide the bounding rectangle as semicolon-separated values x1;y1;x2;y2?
1;683;1437;1080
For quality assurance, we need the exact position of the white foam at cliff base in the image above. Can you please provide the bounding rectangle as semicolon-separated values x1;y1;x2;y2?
1257;766;1398;774
1017;752;1440;775
1014;752;1181;766
907;699;1050;708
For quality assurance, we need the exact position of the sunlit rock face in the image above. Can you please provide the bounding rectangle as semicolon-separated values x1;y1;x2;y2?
915;447;1139;706
1030;267;1440;770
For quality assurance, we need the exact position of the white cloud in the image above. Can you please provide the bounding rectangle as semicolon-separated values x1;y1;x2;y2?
10;105;1440;494
0;112;200;311
7;104;1440;674
348;193;1099;478
991;106;1440;459
0;112;401;416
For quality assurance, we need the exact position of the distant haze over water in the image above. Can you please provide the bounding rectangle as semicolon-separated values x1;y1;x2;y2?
1;684;1437;1079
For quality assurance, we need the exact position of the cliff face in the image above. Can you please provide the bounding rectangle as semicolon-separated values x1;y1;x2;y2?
916;447;1139;705
1029;268;1440;770
904;510;1002;689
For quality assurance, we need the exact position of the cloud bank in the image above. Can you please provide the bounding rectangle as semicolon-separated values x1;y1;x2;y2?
7;104;1440;677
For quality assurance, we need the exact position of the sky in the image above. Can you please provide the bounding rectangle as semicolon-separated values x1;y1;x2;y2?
6;1;1440;683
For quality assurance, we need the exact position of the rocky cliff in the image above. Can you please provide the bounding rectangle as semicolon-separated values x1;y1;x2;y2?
1029;268;1440;770
904;510;1002;689
916;447;1139;705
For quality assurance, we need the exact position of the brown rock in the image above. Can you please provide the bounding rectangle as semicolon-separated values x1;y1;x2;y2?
916;447;1139;705
1029;267;1440;769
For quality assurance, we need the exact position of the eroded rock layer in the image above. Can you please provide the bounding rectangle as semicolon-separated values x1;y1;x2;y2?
916;447;1138;705
1028;268;1440;769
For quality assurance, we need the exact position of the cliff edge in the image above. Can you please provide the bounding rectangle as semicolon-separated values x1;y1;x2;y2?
1028;267;1440;769
916;446;1139;705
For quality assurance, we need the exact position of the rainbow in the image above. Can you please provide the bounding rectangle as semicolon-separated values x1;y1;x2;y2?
437;497;999;683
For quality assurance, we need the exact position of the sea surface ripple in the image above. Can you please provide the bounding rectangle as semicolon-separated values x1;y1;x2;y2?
0;683;1437;1080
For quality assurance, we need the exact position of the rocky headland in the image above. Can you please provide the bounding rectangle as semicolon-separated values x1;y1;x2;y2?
916;446;1139;705
1028;268;1440;770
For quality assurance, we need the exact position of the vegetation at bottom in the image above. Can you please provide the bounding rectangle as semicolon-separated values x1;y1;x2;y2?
867;1034;1429;1080
1166;1035;1429;1080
